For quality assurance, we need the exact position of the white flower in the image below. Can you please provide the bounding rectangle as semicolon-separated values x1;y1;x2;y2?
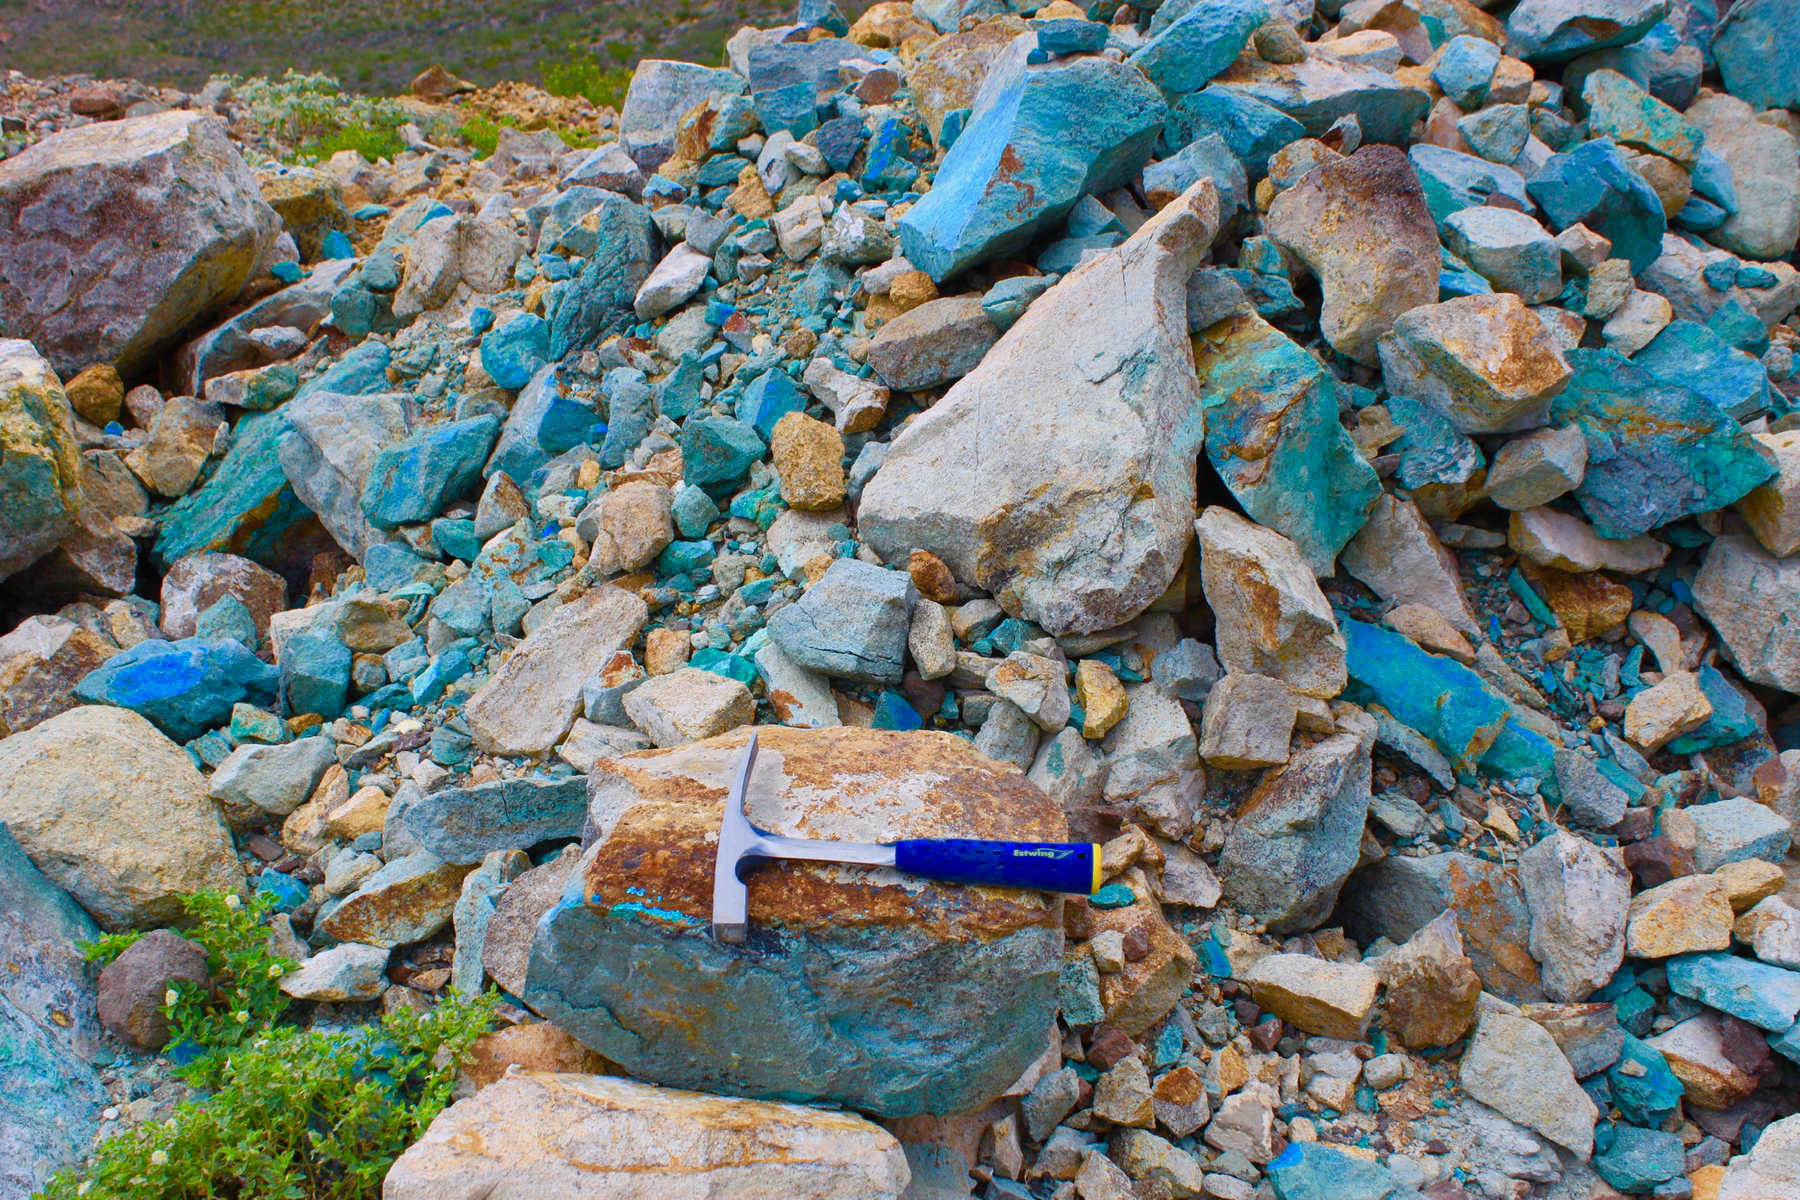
164;989;179;1007
267;963;284;978
234;1010;250;1024
225;893;242;910
77;1182;92;1196
149;1150;169;1166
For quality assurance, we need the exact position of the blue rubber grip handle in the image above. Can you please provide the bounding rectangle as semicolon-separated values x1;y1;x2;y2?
892;839;1099;894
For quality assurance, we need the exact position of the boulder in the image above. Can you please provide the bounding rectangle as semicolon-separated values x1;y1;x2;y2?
1339;495;1479;636
279;389;415;560
0;110;279;376
1506;0;1670;64
465;585;649;756
384;1072;910;1200
861;180;1220;636
1694;534;1800;694
1459;1009;1597;1155
1372;911;1482;1049
207;736;338;826
623;668;757;747
73;635;280;743
0;615;116;736
1264;145;1439;364
1712;0;1800;113
0;705;240;929
1196;507;1346;699
896;34;1166;280
1519;830;1629;1002
0;340;83;581
524;727;1068;1118
865;296;999;392
0;822;103;1062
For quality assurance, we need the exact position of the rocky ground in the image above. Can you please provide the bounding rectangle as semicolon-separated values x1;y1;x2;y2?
2;0;1800;1198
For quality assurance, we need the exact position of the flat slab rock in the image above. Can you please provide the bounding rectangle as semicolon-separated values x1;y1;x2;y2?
524;726;1068;1118
383;1071;910;1200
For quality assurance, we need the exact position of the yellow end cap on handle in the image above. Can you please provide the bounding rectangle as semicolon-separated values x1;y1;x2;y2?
1090;844;1103;895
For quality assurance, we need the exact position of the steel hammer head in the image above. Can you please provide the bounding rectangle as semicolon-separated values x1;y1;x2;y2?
710;731;761;943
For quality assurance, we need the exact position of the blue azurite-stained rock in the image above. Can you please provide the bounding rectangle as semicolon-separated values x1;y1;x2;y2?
1268;1142;1414;1200
1191;310;1381;575
1712;0;1800;113
544;193;660;359
1506;0;1671;64
74;637;280;742
1550;348;1775;538
1341;618;1556;784
485;365;603;483
1164;86;1304;178
1665;953;1800;1032
1609;1034;1684;1125
1129;0;1267;95
734;368;808;438
1632;320;1771;420
1594;1124;1685;1193
680;414;765;494
523;727;1068;1119
896;36;1166;281
479;312;549;391
361;415;500;529
1526;138;1667;272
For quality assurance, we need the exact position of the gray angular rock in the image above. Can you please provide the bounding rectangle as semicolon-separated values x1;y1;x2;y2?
860;181;1221;636
1693;534;1800;695
1519;830;1629;1003
398;775;589;864
766;558;913;684
207;736;337;825
865;296;999;392
279;389;414;560
1460;1010;1598;1156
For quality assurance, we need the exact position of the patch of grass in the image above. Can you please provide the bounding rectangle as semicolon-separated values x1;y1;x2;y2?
49;888;498;1200
457;110;599;158
540;47;635;111
229;69;412;163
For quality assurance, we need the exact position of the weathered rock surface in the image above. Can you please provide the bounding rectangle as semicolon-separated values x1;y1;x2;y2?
0;340;83;582
861;180;1220;636
1459;1009;1598;1156
1197;506;1346;699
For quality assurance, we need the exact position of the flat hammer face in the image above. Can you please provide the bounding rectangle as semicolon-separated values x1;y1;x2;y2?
710;732;761;943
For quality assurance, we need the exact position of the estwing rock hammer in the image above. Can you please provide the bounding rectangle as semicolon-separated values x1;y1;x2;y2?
710;731;1100;942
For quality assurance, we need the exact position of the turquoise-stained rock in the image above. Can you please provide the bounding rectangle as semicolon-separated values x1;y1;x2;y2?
1459;103;1530;165
1526;138;1667;272
1666;664;1763;753
767;558;913;684
1712;0;1800;112
0;822;103;1060
597;368;651;470
1164;86;1305;177
1268;1141;1406;1200
1341;618;1556;784
1388;393;1485;492
1595;1125;1685;1192
1632;320;1771;420
1665;952;1800;1032
688;648;757;687
256;867;308;912
522;727;1067;1118
1410;145;1531;224
297;340;393;401
1609;1033;1684;1125
680;415;765;495
361;415;500;529
485;365;603;484
896;36;1166;280
480;312;550;391
1567;18;1705;110
670;484;720;539
545;193;659;359
1506;0;1671;63
735;369;809;440
1550;348;1774;537
279;627;351;720
1431;35;1502;108
1770;1022;1800;1065
1581;68;1702;168
1191;310;1381;574
1206;57;1430;145
153;408;308;568
1128;0;1267;95
1;990;104;1200
397;775;587;865
1035;17;1108;55
74;636;280;742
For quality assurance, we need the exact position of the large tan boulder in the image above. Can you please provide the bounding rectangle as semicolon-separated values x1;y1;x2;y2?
0;340;83;581
0;705;240;928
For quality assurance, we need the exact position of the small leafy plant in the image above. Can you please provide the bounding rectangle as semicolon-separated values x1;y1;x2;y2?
225;70;411;162
51;889;498;1199
539;46;634;111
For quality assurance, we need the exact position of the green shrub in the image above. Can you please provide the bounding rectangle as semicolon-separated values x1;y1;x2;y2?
48;887;498;1199
540;48;634;111
457;112;599;159
226;70;411;162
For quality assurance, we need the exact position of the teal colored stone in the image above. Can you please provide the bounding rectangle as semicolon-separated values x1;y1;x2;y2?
194;595;258;650
228;703;287;744
256;869;309;913
896;40;1166;280
1410;144;1531;223
1459;103;1530;164
1204;67;1428;145
1633;320;1771;420
397;775;588;864
280;628;352;720
486;365;604;483
361;415;501;528
734;369;808;438
1268;1142;1404;1200
1164;86;1304;177
656;354;706;422
1090;883;1134;908
1713;0;1800;112
1610;1034;1684;1125
1129;0;1267;95
74;637;280;742
480;313;550;391
1388;392;1485;491
1665;952;1800;1032
861;117;920;192
1342;618;1555;784
1551;348;1775;537
1769;1022;1800;1065
1705;299;1769;357
545;193;659;359
1431;35;1501;107
690;648;758;687
980;273;1056;332
1036;17;1109;55
1616;986;1657;1037
671;484;720;538
598;368;652;470
656;538;716;576
410;645;475;705
152;409;305;569
1581;68;1703;167
680;415;765;494
1194;312;1380;573
432;517;482;561
871;690;923;731
1667;664;1762;753
1506;0;1669;63
364;542;441;590
1595;1125;1685;1192
1526;138;1667;272
297;341;392;401
1439;247;1495;298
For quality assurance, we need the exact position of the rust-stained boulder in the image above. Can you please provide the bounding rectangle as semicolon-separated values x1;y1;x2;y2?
523;726;1068;1118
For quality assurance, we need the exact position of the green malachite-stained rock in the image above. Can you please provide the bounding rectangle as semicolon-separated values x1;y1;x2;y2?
524;727;1067;1119
1341;617;1556;785
1609;1033;1684;1125
1581;68;1702;168
1594;1124;1685;1193
153;408;307;570
0;340;82;581
396;774;589;865
544;192;659;360
361;415;501;529
1712;0;1800;112
1192;311;1380;575
1551;348;1775;538
896;34;1166;281
1268;1141;1409;1200
1128;0;1268;96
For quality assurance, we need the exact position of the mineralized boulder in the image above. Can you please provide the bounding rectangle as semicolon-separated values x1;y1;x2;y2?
861;180;1220;636
524;727;1068;1118
0;340;83;582
0;110;279;376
